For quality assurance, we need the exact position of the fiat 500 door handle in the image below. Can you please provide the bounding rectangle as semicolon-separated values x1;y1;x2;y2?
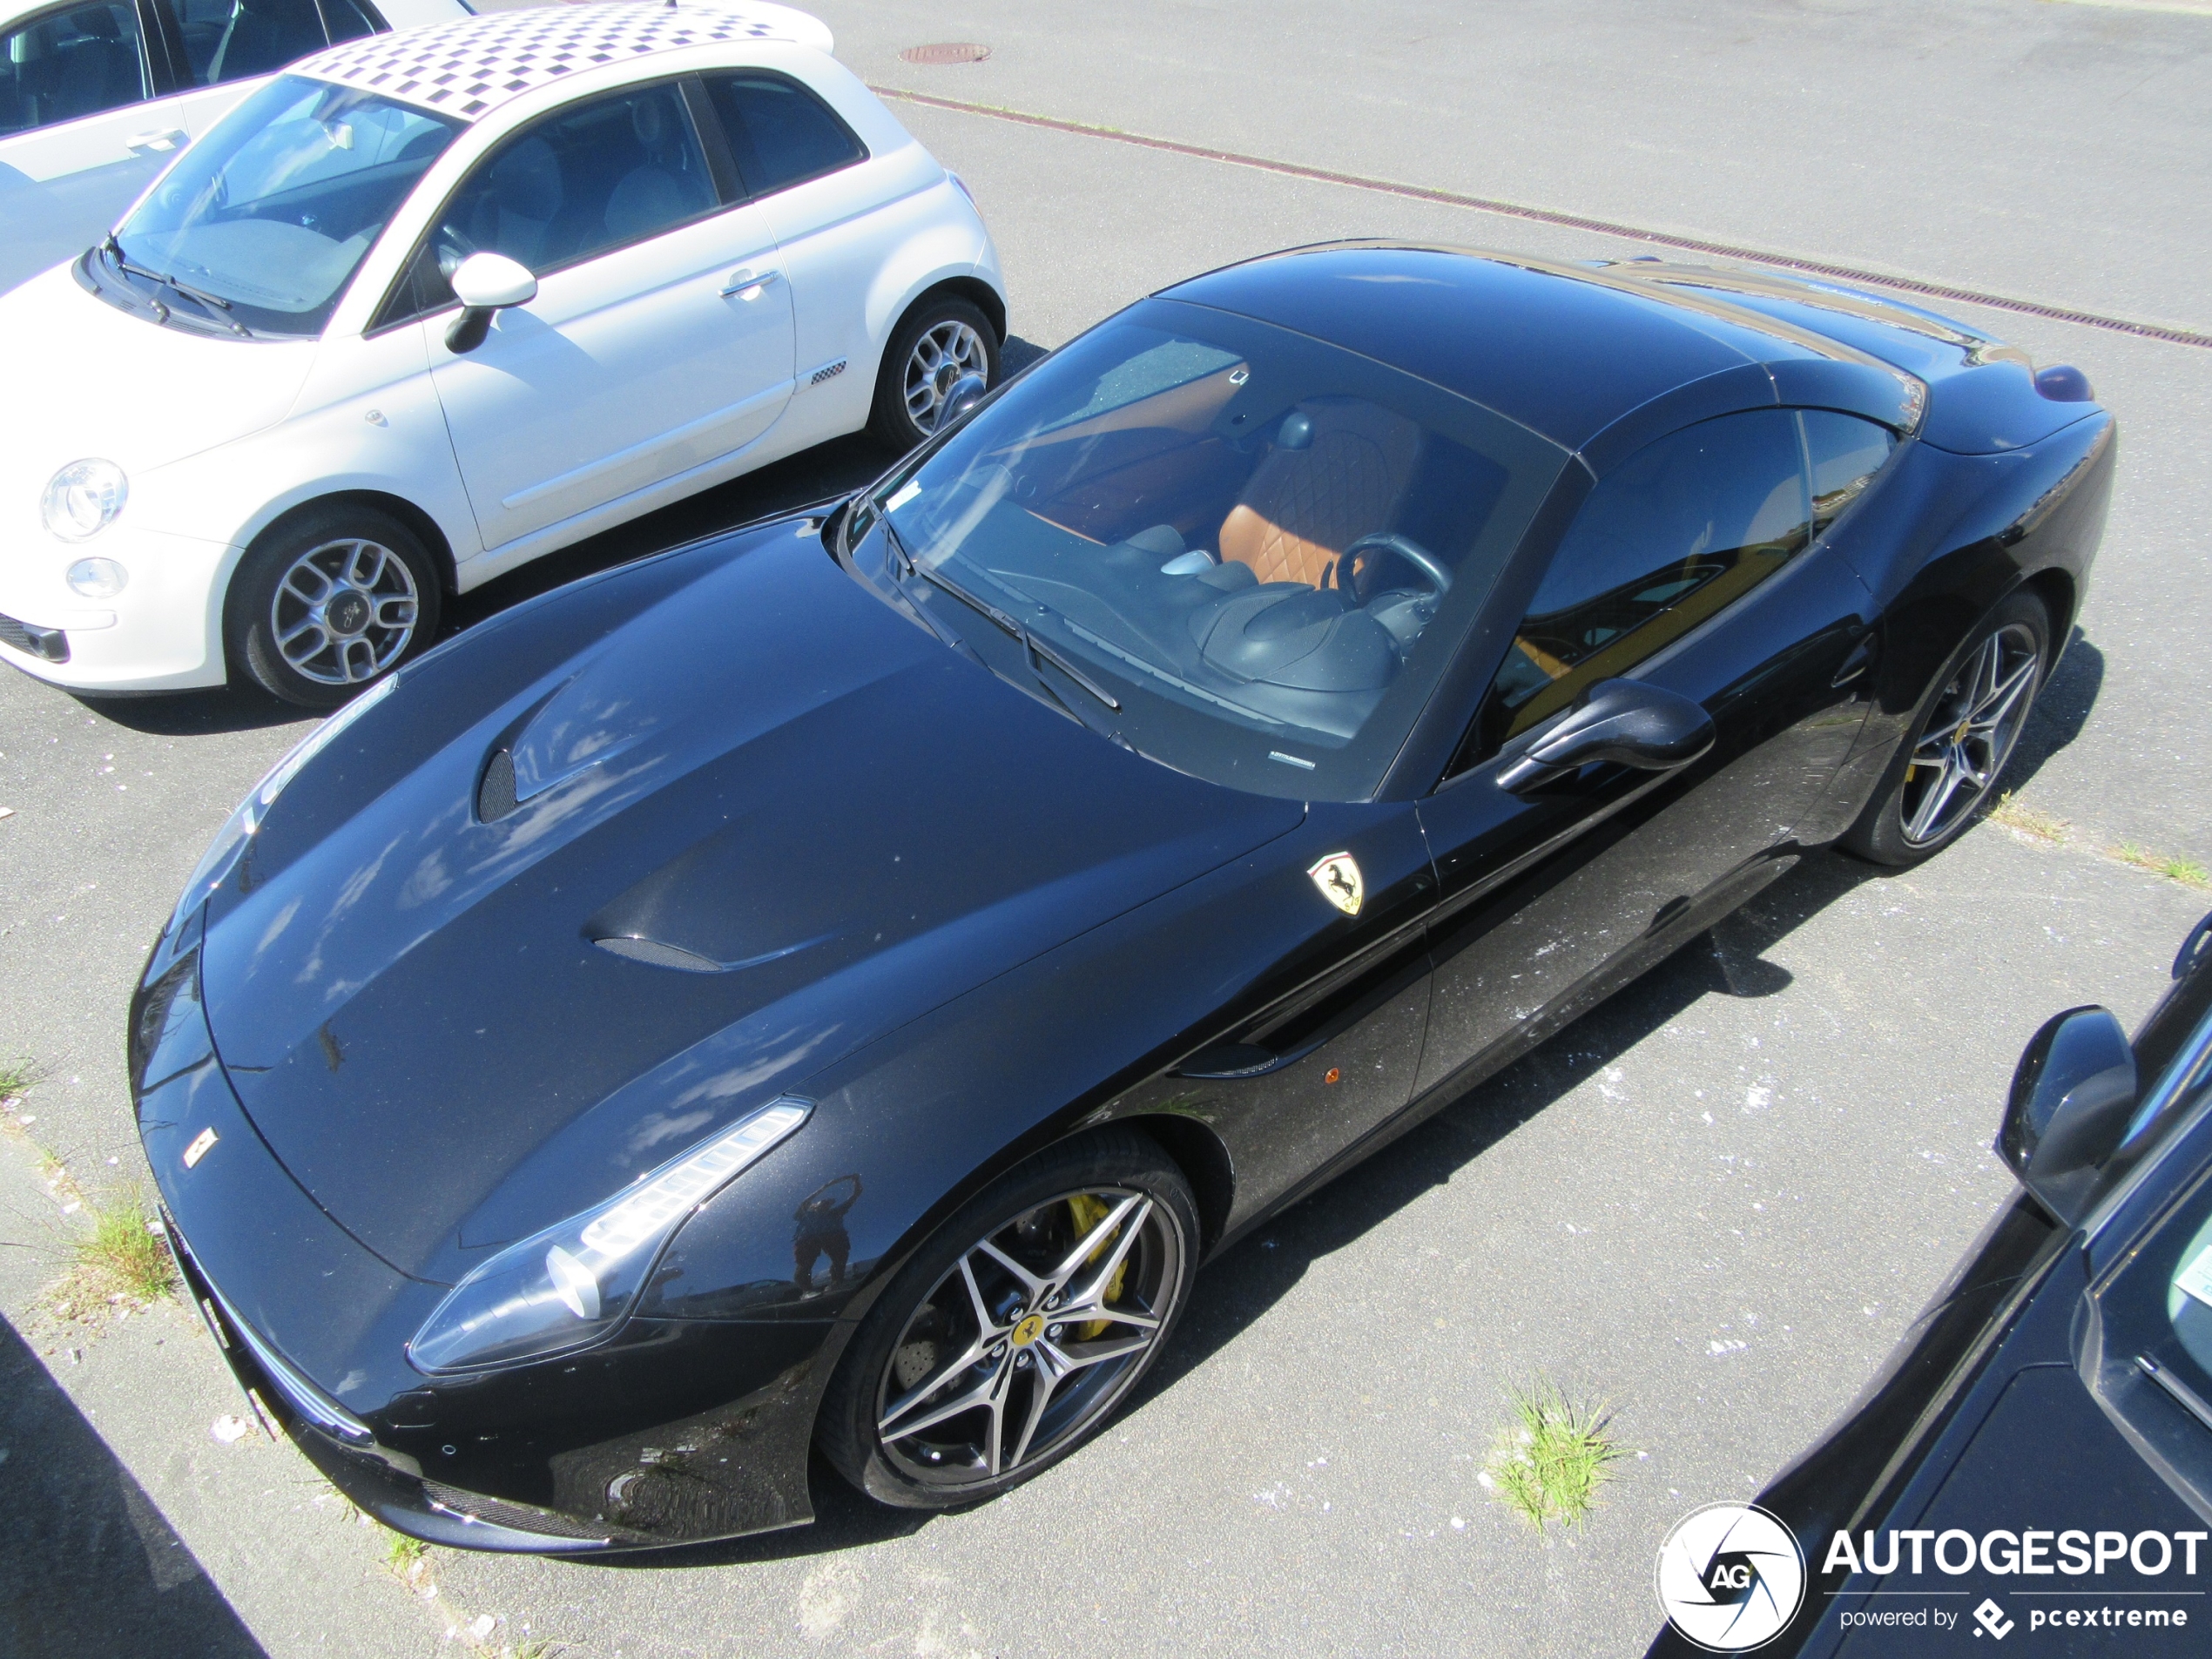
719;267;782;299
126;128;188;156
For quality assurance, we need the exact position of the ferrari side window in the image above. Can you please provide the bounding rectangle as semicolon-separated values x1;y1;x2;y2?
1468;409;1812;758
1800;409;1896;535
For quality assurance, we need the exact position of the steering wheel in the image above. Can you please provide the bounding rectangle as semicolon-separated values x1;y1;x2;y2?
1337;532;1453;603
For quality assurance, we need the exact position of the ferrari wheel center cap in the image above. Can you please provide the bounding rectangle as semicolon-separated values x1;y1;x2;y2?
1010;1313;1045;1348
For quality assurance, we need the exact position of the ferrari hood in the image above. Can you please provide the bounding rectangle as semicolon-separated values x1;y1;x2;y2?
199;530;1303;1281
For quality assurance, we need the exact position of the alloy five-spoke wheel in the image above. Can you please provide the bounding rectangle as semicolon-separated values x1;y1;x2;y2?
1842;589;2051;867
270;537;421;688
877;1186;1178;1485
228;504;442;709
819;1128;1196;1507
1898;621;2041;847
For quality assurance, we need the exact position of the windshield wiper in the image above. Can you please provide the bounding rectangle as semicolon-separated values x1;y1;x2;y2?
908;554;1122;716
100;237;249;335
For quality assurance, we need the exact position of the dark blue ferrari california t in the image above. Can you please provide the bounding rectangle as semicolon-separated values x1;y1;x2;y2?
132;244;2116;1550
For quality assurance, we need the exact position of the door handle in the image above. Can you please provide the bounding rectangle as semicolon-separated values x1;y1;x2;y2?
126;128;188;156
719;267;781;299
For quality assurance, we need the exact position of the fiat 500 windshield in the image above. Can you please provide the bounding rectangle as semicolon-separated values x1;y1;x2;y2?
99;77;462;339
853;300;1565;801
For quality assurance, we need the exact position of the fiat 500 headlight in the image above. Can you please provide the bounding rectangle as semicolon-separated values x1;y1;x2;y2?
42;459;128;541
407;1097;812;1374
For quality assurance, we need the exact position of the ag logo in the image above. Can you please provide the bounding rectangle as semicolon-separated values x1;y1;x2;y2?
1655;1501;1805;1652
1306;852;1364;916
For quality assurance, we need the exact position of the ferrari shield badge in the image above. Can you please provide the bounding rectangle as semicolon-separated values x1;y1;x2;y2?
1307;852;1364;917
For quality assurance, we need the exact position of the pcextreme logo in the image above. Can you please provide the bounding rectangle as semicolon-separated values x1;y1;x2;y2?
1656;1502;1807;1652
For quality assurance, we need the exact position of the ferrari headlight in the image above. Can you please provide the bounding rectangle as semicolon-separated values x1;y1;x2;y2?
168;674;398;932
42;459;128;541
407;1096;812;1374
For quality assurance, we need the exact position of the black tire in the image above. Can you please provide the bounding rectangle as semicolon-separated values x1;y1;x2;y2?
818;1126;1197;1510
226;503;443;709
867;294;1000;452
1840;589;2051;868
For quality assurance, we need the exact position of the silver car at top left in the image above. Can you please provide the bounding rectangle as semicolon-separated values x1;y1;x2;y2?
0;0;469;291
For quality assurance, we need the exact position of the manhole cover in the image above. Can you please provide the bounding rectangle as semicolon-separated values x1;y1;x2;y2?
900;41;990;64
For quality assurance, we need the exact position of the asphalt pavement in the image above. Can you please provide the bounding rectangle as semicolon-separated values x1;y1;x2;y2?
3;3;2210;1655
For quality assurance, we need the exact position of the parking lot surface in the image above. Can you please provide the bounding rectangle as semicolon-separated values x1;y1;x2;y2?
3;3;2209;1654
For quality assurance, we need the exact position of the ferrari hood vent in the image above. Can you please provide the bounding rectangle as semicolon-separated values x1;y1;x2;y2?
476;748;519;822
590;934;718;973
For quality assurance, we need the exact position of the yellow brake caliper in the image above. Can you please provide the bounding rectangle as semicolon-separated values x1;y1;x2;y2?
1065;1194;1130;1341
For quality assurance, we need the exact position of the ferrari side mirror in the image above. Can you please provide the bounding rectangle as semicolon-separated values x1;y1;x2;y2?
934;372;988;432
446;253;539;354
1999;1005;2137;1226
1497;678;1715;794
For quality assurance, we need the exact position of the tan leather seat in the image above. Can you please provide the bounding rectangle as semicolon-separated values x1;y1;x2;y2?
1217;399;1422;589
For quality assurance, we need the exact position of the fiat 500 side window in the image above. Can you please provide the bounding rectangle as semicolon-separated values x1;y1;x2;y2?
399;78;721;316
0;0;154;136
701;69;863;196
1468;408;1817;759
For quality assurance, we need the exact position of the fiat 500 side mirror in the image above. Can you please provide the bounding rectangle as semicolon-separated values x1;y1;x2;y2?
1497;678;1716;794
446;253;539;354
1999;1005;2138;1226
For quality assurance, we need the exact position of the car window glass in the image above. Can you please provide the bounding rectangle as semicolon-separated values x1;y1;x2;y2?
703;70;862;195
0;1;152;138
113;74;461;336
1467;409;1813;759
1800;408;1895;534
414;79;715;308
179;0;329;87
2094;1103;2212;1459
317;0;381;46
858;300;1568;803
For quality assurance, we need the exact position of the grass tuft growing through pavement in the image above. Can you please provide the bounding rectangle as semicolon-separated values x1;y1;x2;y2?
67;1187;178;1305
381;1528;428;1579
1986;791;2069;845
2113;843;2212;889
1484;1380;1627;1531
0;1050;41;1110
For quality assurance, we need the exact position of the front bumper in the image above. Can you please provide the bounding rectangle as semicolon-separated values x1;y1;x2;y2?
163;1209;627;1552
134;921;838;1553
0;522;236;691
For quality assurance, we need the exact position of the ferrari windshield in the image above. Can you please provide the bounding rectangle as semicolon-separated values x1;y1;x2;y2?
110;77;461;338
851;299;1568;801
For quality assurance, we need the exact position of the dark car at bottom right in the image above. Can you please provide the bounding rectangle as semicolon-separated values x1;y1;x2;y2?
1652;909;2212;1656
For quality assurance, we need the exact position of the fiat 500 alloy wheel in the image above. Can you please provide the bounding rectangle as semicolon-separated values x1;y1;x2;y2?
904;318;991;435
1898;619;2041;847
230;504;443;707
270;537;420;687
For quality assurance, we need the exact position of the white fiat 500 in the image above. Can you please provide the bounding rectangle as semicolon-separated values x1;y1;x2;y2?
0;0;1006;705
